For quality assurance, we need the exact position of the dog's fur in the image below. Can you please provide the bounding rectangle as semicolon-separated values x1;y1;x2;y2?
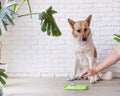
68;15;102;84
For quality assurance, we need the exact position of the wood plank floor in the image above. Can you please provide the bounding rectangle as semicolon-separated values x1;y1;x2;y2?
3;78;120;96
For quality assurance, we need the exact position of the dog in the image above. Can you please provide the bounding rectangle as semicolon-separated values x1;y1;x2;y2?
68;15;102;84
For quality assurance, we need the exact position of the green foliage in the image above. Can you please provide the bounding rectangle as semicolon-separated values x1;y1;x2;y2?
114;34;120;42
39;6;62;36
0;69;8;85
0;1;62;37
0;1;18;35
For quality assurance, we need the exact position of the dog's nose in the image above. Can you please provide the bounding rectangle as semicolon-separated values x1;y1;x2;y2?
81;37;87;41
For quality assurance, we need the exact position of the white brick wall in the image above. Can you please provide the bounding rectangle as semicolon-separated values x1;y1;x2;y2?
0;0;120;77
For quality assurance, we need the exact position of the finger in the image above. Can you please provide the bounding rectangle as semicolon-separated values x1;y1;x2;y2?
80;70;88;77
83;74;89;77
80;72;88;79
80;76;84;79
83;72;91;77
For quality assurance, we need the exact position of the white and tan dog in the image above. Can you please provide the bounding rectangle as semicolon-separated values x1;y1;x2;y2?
68;15;102;84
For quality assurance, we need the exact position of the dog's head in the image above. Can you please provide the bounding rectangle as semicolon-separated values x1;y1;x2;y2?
68;15;92;42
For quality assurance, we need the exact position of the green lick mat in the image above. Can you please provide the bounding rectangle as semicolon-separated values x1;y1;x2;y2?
64;84;88;90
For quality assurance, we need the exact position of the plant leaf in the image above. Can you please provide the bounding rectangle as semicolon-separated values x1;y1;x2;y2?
0;72;8;78
0;77;6;85
114;37;120;42
39;12;46;20
41;20;47;32
46;6;57;15
114;34;120;42
114;34;120;38
39;6;62;36
0;19;7;32
7;9;18;18
0;69;5;72
3;13;15;27
47;21;51;36
0;69;8;85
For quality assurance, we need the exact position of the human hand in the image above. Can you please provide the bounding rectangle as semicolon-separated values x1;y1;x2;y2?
80;69;97;79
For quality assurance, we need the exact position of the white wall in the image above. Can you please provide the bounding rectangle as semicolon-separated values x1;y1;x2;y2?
0;0;120;77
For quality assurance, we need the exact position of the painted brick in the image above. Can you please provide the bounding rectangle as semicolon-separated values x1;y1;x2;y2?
41;73;54;77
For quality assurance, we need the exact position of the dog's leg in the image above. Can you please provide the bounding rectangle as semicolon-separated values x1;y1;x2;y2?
93;63;99;81
93;61;103;81
88;56;96;84
77;62;82;80
97;72;103;80
68;58;79;81
92;62;100;81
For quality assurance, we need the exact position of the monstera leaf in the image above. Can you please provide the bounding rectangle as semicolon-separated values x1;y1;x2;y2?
114;34;120;42
39;6;62;36
0;69;8;85
0;1;18;35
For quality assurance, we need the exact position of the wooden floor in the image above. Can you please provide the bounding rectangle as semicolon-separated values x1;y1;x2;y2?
3;78;120;96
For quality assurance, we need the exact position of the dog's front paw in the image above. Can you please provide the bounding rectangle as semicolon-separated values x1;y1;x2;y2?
94;74;100;81
97;72;103;80
67;78;74;81
90;79;96;84
90;76;97;84
67;77;80;81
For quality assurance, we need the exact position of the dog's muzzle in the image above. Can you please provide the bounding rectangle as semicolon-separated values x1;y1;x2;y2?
81;37;87;42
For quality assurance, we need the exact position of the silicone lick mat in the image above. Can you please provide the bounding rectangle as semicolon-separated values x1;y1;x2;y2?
64;84;88;90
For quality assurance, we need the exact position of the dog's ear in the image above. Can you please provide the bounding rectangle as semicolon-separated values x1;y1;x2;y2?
85;15;92;26
68;19;75;29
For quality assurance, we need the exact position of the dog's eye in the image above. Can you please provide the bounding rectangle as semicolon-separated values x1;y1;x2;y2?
84;28;87;32
77;30;81;32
